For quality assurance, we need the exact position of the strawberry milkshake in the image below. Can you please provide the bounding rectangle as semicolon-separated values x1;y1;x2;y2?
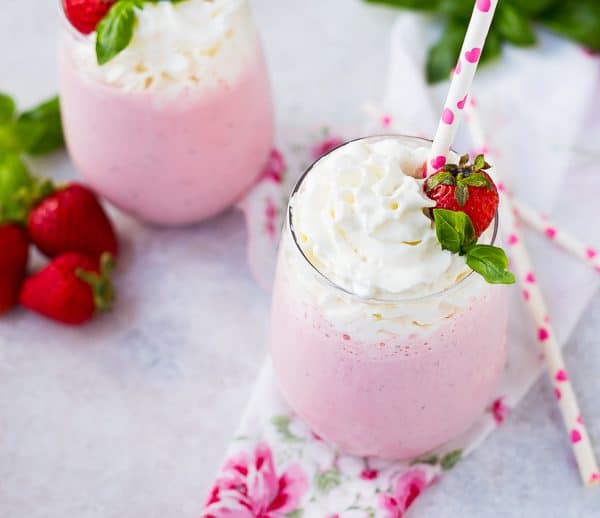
270;136;509;459
59;0;273;224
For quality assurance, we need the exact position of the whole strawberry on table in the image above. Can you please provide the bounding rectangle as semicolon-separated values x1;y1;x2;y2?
0;167;119;324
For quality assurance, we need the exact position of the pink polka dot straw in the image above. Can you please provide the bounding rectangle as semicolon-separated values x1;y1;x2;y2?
427;0;499;175
466;99;600;487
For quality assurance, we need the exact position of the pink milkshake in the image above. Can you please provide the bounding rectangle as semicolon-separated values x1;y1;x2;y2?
59;0;273;225
270;136;508;459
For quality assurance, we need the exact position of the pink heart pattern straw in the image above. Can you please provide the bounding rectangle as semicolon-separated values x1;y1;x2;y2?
512;199;600;276
465;98;600;487
427;0;498;175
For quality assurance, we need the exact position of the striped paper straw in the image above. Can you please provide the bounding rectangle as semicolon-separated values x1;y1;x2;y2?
466;99;600;487
427;0;499;175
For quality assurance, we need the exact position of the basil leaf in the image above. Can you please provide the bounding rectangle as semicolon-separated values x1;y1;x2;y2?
15;96;64;155
0;152;33;222
497;3;537;46
509;0;558;16
480;26;503;65
0;93;16;124
540;1;600;51
96;1;140;65
363;0;440;11
426;20;466;83
466;244;516;284
433;208;475;255
438;0;473;19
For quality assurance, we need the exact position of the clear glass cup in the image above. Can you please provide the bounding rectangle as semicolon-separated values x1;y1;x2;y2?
270;135;508;459
58;0;273;225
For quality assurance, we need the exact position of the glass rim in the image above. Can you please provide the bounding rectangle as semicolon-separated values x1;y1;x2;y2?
286;134;499;304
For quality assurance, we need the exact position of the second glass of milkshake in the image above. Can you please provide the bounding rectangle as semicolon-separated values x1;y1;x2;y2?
270;135;509;459
59;0;273;225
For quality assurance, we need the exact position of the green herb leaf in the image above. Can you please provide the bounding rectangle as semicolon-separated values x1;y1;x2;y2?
363;0;440;11
509;0;557;16
96;0;140;65
426;171;455;191
0;93;16;124
480;25;503;66
433;208;475;254
426;20;466;83
540;1;600;51
15;97;64;155
497;3;537;46
438;0;474;19
460;172;491;189
0;152;33;222
466;244;516;284
441;449;463;471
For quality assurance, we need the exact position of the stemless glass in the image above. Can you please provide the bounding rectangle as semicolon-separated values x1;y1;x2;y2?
270;135;508;460
58;0;273;225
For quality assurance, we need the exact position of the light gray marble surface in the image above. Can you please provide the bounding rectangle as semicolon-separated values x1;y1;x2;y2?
0;1;599;517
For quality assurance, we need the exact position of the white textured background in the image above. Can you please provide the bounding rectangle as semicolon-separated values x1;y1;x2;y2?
0;1;599;516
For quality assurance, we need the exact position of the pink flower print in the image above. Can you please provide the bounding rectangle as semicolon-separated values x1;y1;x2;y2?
491;397;509;425
571;429;582;443
360;469;379;480
312;136;344;160
264;198;279;240
261;148;287;184
586;248;597;260
203;443;309;518
378;469;428;518
545;227;557;239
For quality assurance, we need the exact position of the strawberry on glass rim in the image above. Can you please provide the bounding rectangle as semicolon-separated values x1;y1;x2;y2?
425;153;499;237
63;0;116;35
425;154;514;285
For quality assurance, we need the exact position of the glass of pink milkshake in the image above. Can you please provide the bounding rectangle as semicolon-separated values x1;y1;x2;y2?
58;0;273;225
270;135;508;459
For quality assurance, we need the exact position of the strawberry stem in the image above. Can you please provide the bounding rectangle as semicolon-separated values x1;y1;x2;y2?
75;252;115;312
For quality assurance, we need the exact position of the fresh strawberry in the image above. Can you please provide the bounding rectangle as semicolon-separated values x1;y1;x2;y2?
20;252;115;325
63;0;116;35
27;183;118;259
425;154;499;237
0;224;29;314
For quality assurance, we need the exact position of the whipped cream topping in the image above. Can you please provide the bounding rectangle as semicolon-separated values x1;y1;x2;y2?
63;0;257;94
291;138;470;300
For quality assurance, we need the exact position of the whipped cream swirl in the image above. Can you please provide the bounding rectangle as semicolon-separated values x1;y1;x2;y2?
63;0;257;94
291;138;470;299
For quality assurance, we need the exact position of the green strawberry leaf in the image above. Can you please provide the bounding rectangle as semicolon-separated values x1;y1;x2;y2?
426;171;455;191
466;244;516;284
0;93;16;124
426;20;466;83
460;172;491;189
455;182;469;207
433;208;475;255
15;96;64;155
410;454;439;466
96;0;141;65
497;3;537;46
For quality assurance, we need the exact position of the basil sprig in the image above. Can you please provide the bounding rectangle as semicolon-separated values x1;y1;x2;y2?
363;0;600;83
433;208;515;284
0;93;61;223
95;0;188;65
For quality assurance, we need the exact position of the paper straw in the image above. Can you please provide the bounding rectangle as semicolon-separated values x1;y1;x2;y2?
465;99;600;487
427;0;499;175
512;199;600;275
